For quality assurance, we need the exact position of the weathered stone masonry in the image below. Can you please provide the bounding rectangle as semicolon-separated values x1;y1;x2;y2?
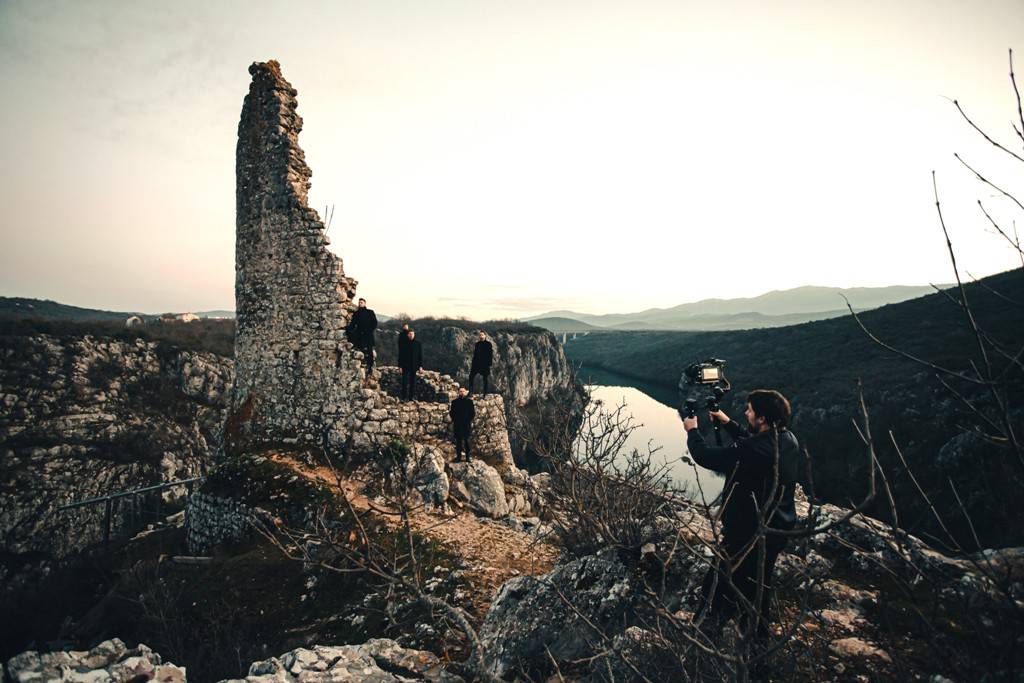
228;60;513;471
230;60;365;455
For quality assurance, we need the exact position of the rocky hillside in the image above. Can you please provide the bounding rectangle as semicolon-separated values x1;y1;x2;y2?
0;334;231;600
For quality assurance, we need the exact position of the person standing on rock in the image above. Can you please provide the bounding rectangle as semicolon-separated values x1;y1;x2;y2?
679;389;800;638
449;387;475;461
468;330;494;395
347;298;378;372
398;329;422;400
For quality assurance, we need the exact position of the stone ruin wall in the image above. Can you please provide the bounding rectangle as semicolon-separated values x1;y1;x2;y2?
229;60;513;471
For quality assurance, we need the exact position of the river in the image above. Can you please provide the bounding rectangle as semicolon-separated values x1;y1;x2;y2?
578;366;725;502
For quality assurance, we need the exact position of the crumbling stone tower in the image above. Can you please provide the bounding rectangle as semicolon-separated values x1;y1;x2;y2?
228;60;366;454
227;60;515;471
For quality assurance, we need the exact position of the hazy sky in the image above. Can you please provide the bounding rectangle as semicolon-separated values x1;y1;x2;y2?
1;1;1022;319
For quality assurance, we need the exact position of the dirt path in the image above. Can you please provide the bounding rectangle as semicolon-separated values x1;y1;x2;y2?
269;454;560;616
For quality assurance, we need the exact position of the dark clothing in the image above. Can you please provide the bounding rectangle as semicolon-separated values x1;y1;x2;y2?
347;307;378;370
687;420;799;545
453;430;472;461
399;339;422;399
469;339;493;395
470;340;493;371
698;528;788;632
401;368;417;400
468;368;489;395
449;395;476;429
450;395;476;461
347;308;378;348
398;339;423;372
687;420;800;629
398;330;410;358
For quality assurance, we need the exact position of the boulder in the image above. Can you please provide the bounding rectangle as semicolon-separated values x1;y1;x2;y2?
409;444;449;509
479;549;638;679
448;461;509;519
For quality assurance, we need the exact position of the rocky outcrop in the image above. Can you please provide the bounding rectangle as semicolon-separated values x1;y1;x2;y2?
5;638;186;683
377;325;582;467
479;549;641;679
477;496;1024;681
4;638;461;683
0;334;231;595
225;640;463;683
378;326;575;408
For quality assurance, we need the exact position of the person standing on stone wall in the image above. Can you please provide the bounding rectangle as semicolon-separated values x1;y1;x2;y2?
347;298;378;371
468;330;494;395
398;329;423;400
397;323;411;360
449;387;475;461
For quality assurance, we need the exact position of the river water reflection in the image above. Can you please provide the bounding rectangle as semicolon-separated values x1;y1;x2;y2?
580;366;725;502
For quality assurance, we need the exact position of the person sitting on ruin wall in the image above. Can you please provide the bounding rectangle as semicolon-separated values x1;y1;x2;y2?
346;297;378;372
468;330;494;395
449;386;475;461
398;328;423;400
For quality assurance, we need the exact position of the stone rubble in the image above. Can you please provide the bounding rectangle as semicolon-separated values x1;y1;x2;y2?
223;640;463;683
5;638;185;683
5;638;464;683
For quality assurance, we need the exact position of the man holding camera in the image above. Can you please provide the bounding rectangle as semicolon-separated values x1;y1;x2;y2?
680;389;800;636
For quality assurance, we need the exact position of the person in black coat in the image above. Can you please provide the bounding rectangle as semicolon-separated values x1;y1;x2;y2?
347;298;378;371
680;389;800;636
397;323;411;359
397;329;423;400
468;331;494;395
449;387;476;461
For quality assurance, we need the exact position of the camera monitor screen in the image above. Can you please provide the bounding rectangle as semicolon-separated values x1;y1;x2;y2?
701;367;720;382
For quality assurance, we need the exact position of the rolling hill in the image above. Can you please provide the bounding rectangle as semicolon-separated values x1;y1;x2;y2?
528;284;942;331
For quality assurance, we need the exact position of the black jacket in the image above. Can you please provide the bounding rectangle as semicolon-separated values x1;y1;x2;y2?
398;331;410;358
471;340;493;372
347;307;377;347
449;395;475;430
398;339;423;371
686;420;799;549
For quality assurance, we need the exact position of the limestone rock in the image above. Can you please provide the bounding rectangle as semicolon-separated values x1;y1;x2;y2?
0;334;230;596
828;637;893;663
448;461;509;519
409;444;449;509
222;639;463;682
479;549;637;679
5;639;185;683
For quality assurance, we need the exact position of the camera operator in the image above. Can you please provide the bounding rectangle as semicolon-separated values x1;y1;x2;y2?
680;389;800;636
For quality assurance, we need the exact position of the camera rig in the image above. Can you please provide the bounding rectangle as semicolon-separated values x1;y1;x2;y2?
681;358;731;445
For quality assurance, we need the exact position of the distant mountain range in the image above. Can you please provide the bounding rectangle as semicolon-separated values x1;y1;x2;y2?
526;284;945;332
0;298;236;321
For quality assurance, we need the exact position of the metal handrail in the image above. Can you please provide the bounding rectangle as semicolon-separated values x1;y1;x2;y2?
57;476;203;511
57;476;203;547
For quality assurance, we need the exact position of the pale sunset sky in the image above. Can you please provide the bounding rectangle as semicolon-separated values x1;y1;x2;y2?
1;1;1022;319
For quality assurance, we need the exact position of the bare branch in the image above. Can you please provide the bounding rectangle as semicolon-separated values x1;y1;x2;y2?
952;98;1024;163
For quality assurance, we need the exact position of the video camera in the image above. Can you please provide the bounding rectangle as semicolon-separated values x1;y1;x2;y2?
683;358;728;386
681;358;732;443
